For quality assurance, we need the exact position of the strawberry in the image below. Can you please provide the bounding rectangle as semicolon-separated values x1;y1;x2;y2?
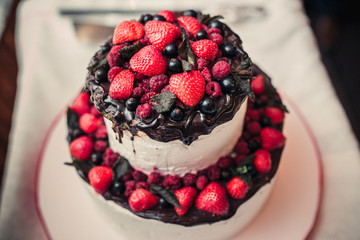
157;10;175;23
70;92;90;116
169;70;205;107
128;188;159;212
177;16;201;37
195;182;229;216
260;127;285;150
254;149;272;173
265;107;285;124
109;70;134;100
130;45;167;76
112;21;144;45
192;40;218;61
226;177;249;199
252;75;265;95
174;186;197;216
144;21;181;50
79;113;101;134
70;136;93;161
88;166;113;194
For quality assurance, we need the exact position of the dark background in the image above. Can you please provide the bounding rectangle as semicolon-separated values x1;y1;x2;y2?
0;0;359;189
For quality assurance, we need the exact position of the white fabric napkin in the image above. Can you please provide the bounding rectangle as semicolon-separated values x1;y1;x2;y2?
1;0;359;239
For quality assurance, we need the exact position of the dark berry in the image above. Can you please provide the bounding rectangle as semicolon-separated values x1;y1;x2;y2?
100;44;111;54
221;169;232;181
246;163;257;177
254;98;265;108
95;68;108;83
140;14;153;24
91;152;102;165
153;15;166;21
126;97;139;111
260;116;272;127
222;44;236;58
111;180;125;196
207;165;221;180
200;97;217;114
183;10;197;18
209;20;223;30
168;58;182;73
170;107;184;121
248;140;260;152
220;76;237;93
164;43;178;58
196;30;208;40
159;198;171;208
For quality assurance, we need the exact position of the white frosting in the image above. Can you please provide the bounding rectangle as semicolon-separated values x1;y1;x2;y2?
105;98;247;176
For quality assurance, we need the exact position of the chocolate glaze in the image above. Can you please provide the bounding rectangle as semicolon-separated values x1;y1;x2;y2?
85;12;252;145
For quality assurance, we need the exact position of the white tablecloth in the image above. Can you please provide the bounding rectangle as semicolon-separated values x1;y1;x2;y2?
1;0;359;239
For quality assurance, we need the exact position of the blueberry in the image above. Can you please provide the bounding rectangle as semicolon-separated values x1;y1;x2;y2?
183;10;197;18
196;30;208;40
248;140;260;152
209;20;223;30
170;107;184;121
246;163;257;177
111;180;125;196
222;44;236;58
254;98;265;108
260;116;272;127
126;97;139;111
221;169;232;181
153;15;166;21
100;44;111;54
91;152;102;165
140;14;153;24
168;58;182;73
200;97;217;114
164;43;178;58
95;68;108;83
220;76;237;93
159;198;171;208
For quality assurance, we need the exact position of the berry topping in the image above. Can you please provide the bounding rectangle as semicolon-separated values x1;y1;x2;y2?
109;70;134;100
153;15;166;21
246;121;262;135
209;33;223;46
174;186;198;216
159;198;171;208
252;75;265;95
79;113;101;134
113;21;144;45
265;107;285;124
220;76;237;93
128;188;159;212
212;61;231;80
260;127;285;150
177;16;201;37
107;66;122;82
168;58;183;73
126;97;139;111
164;43;179;58
226;177;249;199
207;165;221;180
70;92;90;116
69;136;93;161
195;182;229;216
254;149;272;173
144;21;181;50
170;107;184;121
130;45;167;76
200;97;217;114
197;58;209;71
183;10;198;18
218;157;233;169
209;20;223;30
136;103;152;118
95;125;107;139
260;116;272;127
94;140;107;152
182;173;197;186
196;176;208;190
157;10;175;23
149;74;169;93
222;44;236;58
88;166;113;194
163;174;182;190
95;68;108;83
234;140;250;155
101;148;120;167
169;70;205;107
206;81;222;98
147;172;162;185
140;14;153;24
195;30;208;40
132;87;145;98
201;67;212;82
192;39;219;61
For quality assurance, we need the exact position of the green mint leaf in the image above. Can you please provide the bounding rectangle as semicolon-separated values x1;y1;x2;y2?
114;156;131;180
179;27;196;65
152;92;177;113
232;57;255;101
150;184;181;209
238;78;255;101
118;41;144;59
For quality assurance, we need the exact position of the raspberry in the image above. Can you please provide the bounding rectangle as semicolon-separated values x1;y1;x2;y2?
206;81;222;97
90;105;101;117
140;78;150;90
209;33;223;46
107;67;122;82
147;172;162;185
196;176;208;190
94;140;107;152
149;74;169;93
125;180;136;197
102;148;120;167
246;109;260;121
201;24;209;31
217;57;230;63
140;91;155;104
134;72;145;81
122;172;133;181
246;121;262;135
132;87;145;98
235;155;246;165
182;173;197;186
201;67;212;82
197;58;209;71
136;103;152;118
234;141;250;155
207;165;221;180
108;45;123;67
162;175;182;190
241;131;252;141
95;125;108;139
132;170;148;182
207;27;221;35
218;157;233;169
161;85;171;93
212;61;231;80
135;182;149;190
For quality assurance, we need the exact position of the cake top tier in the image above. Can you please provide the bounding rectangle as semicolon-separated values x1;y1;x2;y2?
86;10;253;145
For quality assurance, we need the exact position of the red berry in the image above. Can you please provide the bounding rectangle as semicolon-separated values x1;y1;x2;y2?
70;92;90;116
135;181;149;190
161;85;171;93
206;81;222;97
129;189;159;212
107;66;122;82
197;58;209;71
226;177;249;199
234;140;250;155
95;125;108;139
70;136;93;161
169;70;205;107
130;45;167;76
252;75;265;95
132;170;148;182
265;107;285;124
182;173;197;186
113;21;144;45
196;176;208;190
246;109;260;121
109;70;134;100
177;16;201;36
174;186;197;216
140;91;155;104
207;27;221;35
136;103;152;118
108;45;123;67
209;33;223;46
88;166;113;194
90;105;101;117
162;175;182;190
212;61;230;80
144;21;181;50
149;74;169;92
147;172;162;185
207;165;221;180
101;148;120;167
192;40;219;60
132;87;145;98
218;157;233;169
79;113;100;134
94;140;107;152
125;180;136;197
246;121;262;135
260;127;285;150
235;155;246;165
254;149;272;173
195;182;229;216
157;10;175;23
201;67;212;82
